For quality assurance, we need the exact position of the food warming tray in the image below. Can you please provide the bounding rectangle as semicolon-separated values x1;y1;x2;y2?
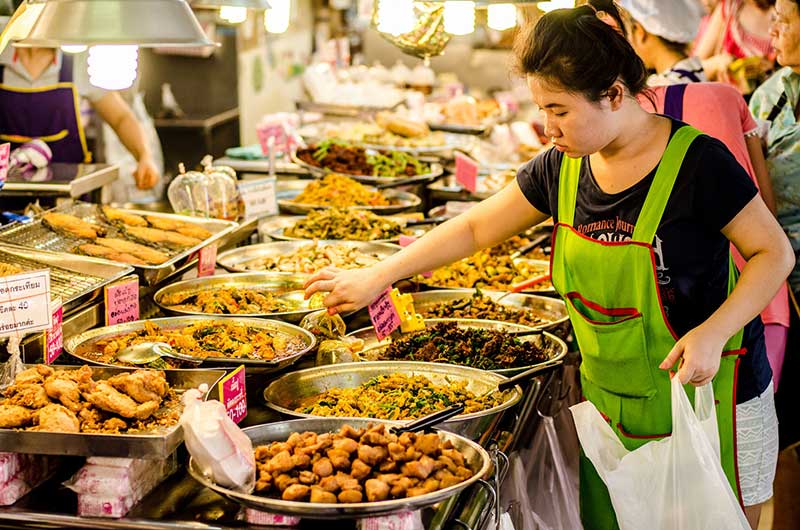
264;215;432;244
276;180;422;215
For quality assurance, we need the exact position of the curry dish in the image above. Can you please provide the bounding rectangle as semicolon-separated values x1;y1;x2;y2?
160;288;297;315
285;209;406;241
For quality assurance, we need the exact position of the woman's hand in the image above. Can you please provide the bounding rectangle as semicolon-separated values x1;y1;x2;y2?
134;158;160;190
304;267;389;315
659;324;728;386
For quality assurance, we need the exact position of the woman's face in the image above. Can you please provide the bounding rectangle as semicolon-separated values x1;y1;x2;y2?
527;75;616;158
771;0;800;69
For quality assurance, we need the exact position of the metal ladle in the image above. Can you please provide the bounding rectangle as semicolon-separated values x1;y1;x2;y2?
115;342;203;366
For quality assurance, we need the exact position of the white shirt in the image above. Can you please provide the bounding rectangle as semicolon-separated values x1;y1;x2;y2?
647;57;708;87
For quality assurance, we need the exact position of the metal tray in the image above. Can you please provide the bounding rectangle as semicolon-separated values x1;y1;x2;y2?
347;318;568;376
64;315;316;373
0;243;133;314
264;215;433;244
0;364;225;458
217;240;401;274
291;150;445;186
428;174;512;201
188;417;491;519
263;361;522;440
411;289;568;332
277;180;422;215
154;272;318;323
419;258;555;295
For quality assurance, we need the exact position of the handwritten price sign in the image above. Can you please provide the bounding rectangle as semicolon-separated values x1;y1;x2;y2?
45;299;63;364
0;269;52;337
219;365;247;424
368;288;402;341
104;276;139;326
455;152;479;194
238;177;278;221
0;143;9;189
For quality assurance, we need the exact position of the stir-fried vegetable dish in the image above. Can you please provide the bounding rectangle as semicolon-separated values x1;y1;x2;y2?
297;140;429;178
292;174;389;208
285;209;406;241
419;291;550;328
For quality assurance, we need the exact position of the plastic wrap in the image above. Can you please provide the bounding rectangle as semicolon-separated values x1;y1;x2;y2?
315;338;364;365
300;309;346;341
0;335;24;389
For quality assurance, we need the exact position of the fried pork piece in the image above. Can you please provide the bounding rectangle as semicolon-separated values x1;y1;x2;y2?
42;212;104;239
125;226;201;249
282;484;310;501
101;206;147;227
106;370;167;404
77;243;147;266
0;404;33;428
81;382;159;420
94;238;169;265
338;489;363;503
5;384;50;409
14;365;53;386
35;403;80;433
310;486;337;503
146;216;212;239
365;478;390;502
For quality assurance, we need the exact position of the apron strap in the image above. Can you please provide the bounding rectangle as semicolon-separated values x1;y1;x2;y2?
557;154;582;226
58;53;74;83
663;84;687;121
766;90;787;123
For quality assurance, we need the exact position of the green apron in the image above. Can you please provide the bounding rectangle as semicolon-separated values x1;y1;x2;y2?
551;126;745;530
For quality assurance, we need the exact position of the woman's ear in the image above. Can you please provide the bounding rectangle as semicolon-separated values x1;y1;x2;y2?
606;81;626;110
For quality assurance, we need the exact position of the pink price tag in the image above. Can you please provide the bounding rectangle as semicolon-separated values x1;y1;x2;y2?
219;365;247;424
198;244;217;277
104;276;140;326
398;236;432;279
0;143;8;186
44;304;63;365
368;288;402;341
455;152;479;194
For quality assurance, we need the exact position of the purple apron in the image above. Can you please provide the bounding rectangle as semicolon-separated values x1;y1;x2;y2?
0;53;90;163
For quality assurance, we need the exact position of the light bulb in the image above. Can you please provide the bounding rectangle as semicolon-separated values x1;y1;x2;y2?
60;45;88;54
265;0;291;34
219;6;248;24
376;0;415;36
444;1;475;36
88;45;138;91
487;4;517;31
537;0;575;13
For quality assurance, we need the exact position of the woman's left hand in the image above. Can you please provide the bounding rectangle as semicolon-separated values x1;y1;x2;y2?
659;324;727;386
134;158;160;190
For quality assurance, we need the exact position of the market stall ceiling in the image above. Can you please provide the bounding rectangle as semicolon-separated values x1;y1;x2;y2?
14;0;216;47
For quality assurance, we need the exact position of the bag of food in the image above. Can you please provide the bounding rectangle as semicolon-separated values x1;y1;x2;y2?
315;338;364;366
300;309;347;341
570;377;750;530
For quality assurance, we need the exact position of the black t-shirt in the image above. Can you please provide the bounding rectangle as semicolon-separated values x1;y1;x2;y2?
517;118;771;403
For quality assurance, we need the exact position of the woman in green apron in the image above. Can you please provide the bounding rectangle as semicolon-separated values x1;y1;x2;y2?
305;6;792;530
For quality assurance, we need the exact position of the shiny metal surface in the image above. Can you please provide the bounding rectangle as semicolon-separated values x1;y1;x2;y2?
290;151;445;186
277;182;422;216
2;164;118;198
263;361;523;440
347;318;568;376
0;365;224;458
217;240;400;273
154;272;318;323
188;417;491;518
64;315;316;372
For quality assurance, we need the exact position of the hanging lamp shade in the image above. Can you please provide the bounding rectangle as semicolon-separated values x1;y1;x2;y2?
190;0;270;7
15;0;215;48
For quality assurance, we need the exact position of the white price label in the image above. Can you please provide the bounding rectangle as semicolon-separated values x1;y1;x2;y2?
0;270;52;337
238;177;278;221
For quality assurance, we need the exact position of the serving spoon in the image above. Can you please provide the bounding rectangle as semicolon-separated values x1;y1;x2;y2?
116;342;203;366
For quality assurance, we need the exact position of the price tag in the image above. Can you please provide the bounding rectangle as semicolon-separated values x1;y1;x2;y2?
368;288;402;341
104;275;139;326
455;152;479;194
44;298;63;365
398;236;432;279
238;177;278;221
198;244;217;277
0;143;9;189
358;510;423;530
218;365;247;424
0;269;51;337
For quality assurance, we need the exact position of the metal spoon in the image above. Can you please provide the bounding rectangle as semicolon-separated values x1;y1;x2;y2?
116;342;203;366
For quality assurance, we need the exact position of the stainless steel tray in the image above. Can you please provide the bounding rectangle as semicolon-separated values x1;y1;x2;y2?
217;240;401;273
265;215;432;244
419;258;555;295
347;318;568;376
263;361;522;440
291;150;445;186
0;364;225;458
277;180;422;215
64;315;316;373
154;272;318;323
0;243;133;314
411;289;568;332
188;417;491;518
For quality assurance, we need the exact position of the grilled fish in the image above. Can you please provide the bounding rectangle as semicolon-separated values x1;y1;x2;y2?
146;216;212;240
42;212;104;240
125;226;201;249
101;206;147;227
95;238;169;265
77;244;147;266
0;263;22;277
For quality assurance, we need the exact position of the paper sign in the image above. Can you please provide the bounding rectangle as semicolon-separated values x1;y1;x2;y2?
238;177;278;221
104;275;140;326
0;143;9;188
0;269;51;337
368;288;402;341
198;244;217;277
455;152;479;194
398;236;432;279
44;299;63;365
358;510;423;530
218;365;247;424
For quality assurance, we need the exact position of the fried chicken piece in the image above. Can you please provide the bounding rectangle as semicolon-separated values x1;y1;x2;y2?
312;457;333;478
310;486;338;503
390;476;418;498
81;382;159;420
255;474;272;492
266;450;294;474
402;456;435;480
326;448;351;470
455;466;473;480
351;459;371;480
365;479;390;502
102;206;148;227
291;453;311;469
296;433;333;455
282;484;310;501
332;437;358;454
43;368;92;412
388;442;416;462
125;226;201;249
102;417;128;432
78;405;103;431
375;473;400;485
274;474;298;492
441;448;465;468
35;403;79;433
361;430;391;446
407;478;440;498
378;460;398;473
338;490;363;503
414;433;441;456
339;425;364;440
77;244;147;266
14;365;53;386
43;212;104;239
0;404;33;428
357;444;387;466
398;432;416;447
5;384;50;409
334;472;362;492
298;471;318;485
106;370;167;404
318;476;339;493
435;469;463;489
95;238;169;265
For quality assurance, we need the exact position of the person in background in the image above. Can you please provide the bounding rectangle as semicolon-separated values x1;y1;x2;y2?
694;0;722;49
617;0;709;85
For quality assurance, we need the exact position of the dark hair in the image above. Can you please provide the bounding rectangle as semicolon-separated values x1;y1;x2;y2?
514;5;648;102
754;0;775;10
657;36;689;57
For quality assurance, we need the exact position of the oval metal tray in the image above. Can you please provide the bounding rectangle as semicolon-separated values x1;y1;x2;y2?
277;181;422;216
265;215;432;244
346;318;567;376
64;315;316;372
217;240;401;274
188;417;491;519
263;360;522;441
419;258;556;295
154;272;318;323
291;150;445;186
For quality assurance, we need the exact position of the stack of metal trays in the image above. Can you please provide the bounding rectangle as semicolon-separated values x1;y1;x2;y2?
0;243;133;314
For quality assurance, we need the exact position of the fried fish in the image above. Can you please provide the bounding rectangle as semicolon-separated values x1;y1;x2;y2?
94;238;170;265
124;226;201;249
101;206;148;227
146;216;212;240
42;212;104;240
77;244;147;266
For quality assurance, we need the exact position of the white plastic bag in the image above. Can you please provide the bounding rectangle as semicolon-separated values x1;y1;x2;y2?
570;377;749;530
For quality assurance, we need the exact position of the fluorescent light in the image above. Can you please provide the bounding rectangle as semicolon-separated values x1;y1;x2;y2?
487;4;516;31
444;1;475;36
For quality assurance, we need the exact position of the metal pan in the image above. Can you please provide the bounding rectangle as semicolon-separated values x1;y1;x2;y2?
277;181;422;216
419;258;556;295
411;289;568;332
217;240;400;274
346;318;567;376
0;365;225;458
188;417;491;519
263;361;523;440
154;272;318;323
265;215;433;244
64;315;316;373
291;150;445;186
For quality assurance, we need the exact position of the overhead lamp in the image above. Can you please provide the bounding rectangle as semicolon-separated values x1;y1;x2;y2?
265;0;290;34
88;44;138;90
444;1;475;36
219;6;248;23
15;0;215;48
61;45;88;53
537;0;574;12
376;0;415;36
487;4;516;30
